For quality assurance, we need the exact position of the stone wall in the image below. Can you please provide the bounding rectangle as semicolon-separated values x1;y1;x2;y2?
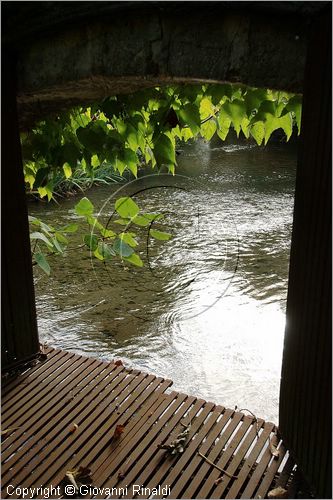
3;1;323;129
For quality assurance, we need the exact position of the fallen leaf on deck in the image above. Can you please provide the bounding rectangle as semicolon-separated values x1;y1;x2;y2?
114;359;123;366
269;439;280;459
157;422;191;455
1;427;21;437
267;486;288;498
69;423;79;434
113;424;125;439
61;466;93;496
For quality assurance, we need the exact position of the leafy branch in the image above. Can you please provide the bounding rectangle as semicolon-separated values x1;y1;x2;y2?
30;196;171;274
24;83;302;275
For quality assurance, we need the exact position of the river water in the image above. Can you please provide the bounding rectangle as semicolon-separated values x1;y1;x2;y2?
30;137;297;424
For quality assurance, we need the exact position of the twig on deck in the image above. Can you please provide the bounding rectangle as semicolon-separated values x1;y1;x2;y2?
197;451;238;480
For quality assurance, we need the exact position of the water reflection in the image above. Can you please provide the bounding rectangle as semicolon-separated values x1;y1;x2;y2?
31;137;297;423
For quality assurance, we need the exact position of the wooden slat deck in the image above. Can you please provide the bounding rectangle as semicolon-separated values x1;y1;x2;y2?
1;348;304;499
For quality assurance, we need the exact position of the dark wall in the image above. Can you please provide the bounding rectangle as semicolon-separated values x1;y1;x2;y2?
279;7;332;498
1;53;40;370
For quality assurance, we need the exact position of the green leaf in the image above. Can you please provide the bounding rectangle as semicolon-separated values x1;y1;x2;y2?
123;252;144;267
251;100;277;123
120;232;138;247
75;197;94;216
153;134;176;166
131;215;151;227
201;119;217;141
199;97;214;120
30;231;53;247
114;218;131;226
91;154;100;168
52;237;64;254
276;113;293;142
150;229;172;241
263;115;293;144
35;252;51;275
37;186;53;201
240;117;250;138
60;224;78;233
63;163;72;179
282;95;302;134
178;103;201;134
28;216;40;226
125;124;140;151
39;221;54;235
207;83;233;104
84;234;98;251
93;247;104;261
55;232;69;245
181;128;194;142
99;227;116;238
222;100;246;136
217;108;232;141
98;242;116;260
123;148;138;177
114;157;126;175
244;88;268;117
113;238;135;257
250;122;265;146
115;197;140;219
25;173;35;189
168;164;175;175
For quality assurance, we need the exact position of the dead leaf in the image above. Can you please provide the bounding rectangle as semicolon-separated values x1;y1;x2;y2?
69;423;79;434
63;466;93;492
267;486;288;498
1;426;21;437
113;424;125;439
269;439;280;459
114;359;123;367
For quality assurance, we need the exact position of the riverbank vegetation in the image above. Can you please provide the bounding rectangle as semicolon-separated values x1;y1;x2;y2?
22;83;301;274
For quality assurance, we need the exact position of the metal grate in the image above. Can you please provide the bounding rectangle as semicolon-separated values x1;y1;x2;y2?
2;348;303;499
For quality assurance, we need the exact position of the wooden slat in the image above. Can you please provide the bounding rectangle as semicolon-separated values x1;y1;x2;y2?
225;422;276;498
211;419;266;498
88;390;178;485
37;377;172;498
1;357;104;462
1;346;56;396
13;372;153;492
118;398;204;499
2;360;121;474
2;353;94;424
98;393;195;495
241;433;283;499
1;348;68;402
139;402;219;499
196;415;255;499
255;441;288;499
1;348;307;499
173;409;240;499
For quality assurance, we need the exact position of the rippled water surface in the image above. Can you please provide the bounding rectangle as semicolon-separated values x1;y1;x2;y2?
30;138;297;423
